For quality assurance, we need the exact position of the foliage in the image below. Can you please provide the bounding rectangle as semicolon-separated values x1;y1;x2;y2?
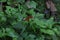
0;0;60;40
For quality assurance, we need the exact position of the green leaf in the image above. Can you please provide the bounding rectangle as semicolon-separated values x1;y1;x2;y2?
34;18;47;28
26;1;37;8
53;28;60;36
0;28;6;37
46;17;54;28
40;29;55;35
17;0;25;3
6;28;18;38
0;0;6;2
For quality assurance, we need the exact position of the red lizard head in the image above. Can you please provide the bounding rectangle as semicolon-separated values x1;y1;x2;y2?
24;16;33;21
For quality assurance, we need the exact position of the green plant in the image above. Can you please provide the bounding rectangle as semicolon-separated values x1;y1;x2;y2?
0;0;60;40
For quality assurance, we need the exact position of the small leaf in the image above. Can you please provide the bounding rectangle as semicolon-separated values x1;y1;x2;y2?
26;1;37;8
41;29;55;35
